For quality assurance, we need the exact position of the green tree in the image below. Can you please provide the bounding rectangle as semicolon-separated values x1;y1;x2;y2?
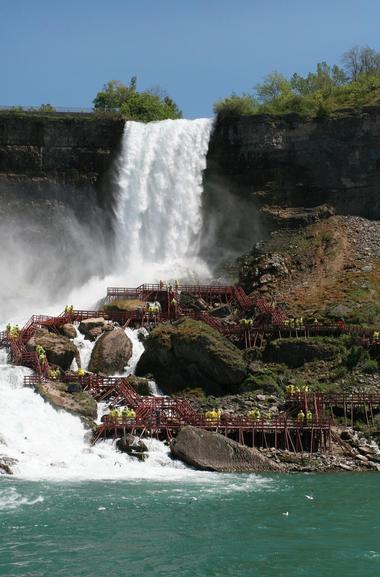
38;103;55;112
93;79;131;112
255;72;291;102
93;77;182;121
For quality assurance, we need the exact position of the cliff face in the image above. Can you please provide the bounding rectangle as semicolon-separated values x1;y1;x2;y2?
0;113;125;311
202;107;380;258
0;112;124;208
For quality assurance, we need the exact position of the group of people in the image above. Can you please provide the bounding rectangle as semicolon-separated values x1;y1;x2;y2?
146;301;161;316
159;279;180;290
204;409;222;422
6;324;20;339
286;384;309;395
48;368;60;380
283;318;305;329
35;345;47;365
297;409;313;423
64;305;74;314
108;406;136;422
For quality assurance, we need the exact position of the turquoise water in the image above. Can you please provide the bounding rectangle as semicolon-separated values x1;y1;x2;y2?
1;474;379;577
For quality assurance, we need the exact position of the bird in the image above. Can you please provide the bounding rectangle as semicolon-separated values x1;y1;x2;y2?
305;494;314;500
282;511;289;516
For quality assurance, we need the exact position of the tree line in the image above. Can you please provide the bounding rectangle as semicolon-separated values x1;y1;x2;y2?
214;45;380;118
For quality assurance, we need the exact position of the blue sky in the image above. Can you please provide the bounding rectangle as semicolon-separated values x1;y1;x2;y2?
1;0;380;118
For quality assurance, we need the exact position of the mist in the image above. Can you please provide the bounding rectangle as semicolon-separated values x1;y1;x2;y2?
0;198;111;323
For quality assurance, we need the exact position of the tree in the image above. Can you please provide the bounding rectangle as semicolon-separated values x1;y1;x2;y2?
291;62;347;96
93;80;131;111
342;46;380;80
255;72;291;102
38;103;55;112
93;77;182;121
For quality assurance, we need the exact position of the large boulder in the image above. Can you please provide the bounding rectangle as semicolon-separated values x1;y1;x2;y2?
88;327;132;375
27;329;78;370
78;317;108;337
170;426;281;472
263;337;342;368
35;380;97;420
136;318;247;395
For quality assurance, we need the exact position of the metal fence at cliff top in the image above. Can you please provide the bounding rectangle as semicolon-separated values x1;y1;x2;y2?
0;105;96;113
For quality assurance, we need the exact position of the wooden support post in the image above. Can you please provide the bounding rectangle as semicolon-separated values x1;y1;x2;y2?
344;401;347;426
364;403;369;426
370;403;375;426
297;429;304;456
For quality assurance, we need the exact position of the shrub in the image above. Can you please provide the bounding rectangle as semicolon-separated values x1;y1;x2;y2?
361;358;378;374
343;346;369;371
213;94;258;118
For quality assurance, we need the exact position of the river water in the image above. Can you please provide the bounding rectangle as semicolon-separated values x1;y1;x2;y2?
1;474;379;577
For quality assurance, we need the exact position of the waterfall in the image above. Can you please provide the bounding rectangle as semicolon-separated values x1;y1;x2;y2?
0;118;214;480
113;118;213;283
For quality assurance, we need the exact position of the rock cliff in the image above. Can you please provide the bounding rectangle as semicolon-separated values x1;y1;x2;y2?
202;108;380;259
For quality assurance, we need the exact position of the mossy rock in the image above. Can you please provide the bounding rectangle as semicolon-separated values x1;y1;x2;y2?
136;318;247;395
263;337;343;368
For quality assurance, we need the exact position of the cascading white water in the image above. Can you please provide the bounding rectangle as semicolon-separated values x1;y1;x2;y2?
0;119;214;480
113;118;212;282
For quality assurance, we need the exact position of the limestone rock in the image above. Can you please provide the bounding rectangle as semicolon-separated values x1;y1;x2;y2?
170;426;281;472
136;318;247;395
88;328;132;375
27;329;78;371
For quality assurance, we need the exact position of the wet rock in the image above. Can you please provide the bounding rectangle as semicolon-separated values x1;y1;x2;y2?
0;456;17;475
116;435;149;458
89;327;132;375
34;380;97;419
116;434;136;452
86;326;103;341
61;323;77;339
27;328;78;371
78;317;108;337
170;426;282;472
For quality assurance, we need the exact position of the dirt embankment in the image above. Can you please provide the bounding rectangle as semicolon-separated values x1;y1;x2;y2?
239;215;380;324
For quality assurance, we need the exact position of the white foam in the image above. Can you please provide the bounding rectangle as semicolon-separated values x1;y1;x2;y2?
0;487;44;511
